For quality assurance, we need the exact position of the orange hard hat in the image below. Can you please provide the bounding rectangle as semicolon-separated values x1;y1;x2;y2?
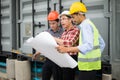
47;11;59;20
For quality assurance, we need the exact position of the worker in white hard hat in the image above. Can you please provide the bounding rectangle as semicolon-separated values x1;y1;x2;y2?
56;2;105;80
54;10;80;80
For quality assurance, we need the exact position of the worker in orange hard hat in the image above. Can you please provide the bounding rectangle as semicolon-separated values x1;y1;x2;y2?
56;2;105;80
33;11;63;80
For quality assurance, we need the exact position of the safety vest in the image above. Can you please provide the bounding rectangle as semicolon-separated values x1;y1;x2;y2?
78;20;101;71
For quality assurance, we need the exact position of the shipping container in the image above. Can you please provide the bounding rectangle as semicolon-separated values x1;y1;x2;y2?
0;0;120;80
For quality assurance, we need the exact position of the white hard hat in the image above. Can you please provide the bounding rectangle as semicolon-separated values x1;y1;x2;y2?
59;11;72;18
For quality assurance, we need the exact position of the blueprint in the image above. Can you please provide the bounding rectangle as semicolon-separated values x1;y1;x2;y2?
26;32;77;68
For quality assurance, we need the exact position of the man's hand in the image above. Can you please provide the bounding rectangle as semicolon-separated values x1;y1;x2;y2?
56;46;68;53
56;46;79;54
32;52;40;60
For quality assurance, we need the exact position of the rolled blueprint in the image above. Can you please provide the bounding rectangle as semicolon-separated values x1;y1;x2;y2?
26;32;77;68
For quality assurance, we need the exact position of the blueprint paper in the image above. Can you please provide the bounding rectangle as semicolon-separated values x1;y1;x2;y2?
26;32;77;68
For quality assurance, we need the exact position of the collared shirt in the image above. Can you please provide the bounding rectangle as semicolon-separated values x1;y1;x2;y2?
47;27;63;38
45;27;63;60
77;19;105;54
61;26;80;47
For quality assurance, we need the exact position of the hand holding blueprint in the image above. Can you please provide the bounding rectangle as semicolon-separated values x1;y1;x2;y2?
26;32;77;68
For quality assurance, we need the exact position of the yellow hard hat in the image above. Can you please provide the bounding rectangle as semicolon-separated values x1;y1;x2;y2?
70;2;87;14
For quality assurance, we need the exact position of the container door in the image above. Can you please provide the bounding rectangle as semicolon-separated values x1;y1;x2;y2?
19;0;48;54
1;0;16;51
111;0;120;79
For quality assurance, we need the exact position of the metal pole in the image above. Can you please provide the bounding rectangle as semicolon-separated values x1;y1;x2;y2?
12;0;17;49
32;0;45;36
32;1;37;79
47;0;51;15
47;0;51;28
18;0;21;48
59;0;63;13
32;0;35;37
32;0;36;54
108;0;110;57
0;0;2;51
54;3;56;11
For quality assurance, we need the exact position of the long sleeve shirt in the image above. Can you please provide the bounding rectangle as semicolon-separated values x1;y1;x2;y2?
77;19;105;55
61;26;80;47
47;27;63;38
61;26;80;55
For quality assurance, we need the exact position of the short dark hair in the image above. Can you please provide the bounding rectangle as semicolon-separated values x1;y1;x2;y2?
66;15;72;18
55;19;59;22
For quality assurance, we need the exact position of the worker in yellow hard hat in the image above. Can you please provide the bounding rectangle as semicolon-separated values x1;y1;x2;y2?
56;2;105;80
33;11;63;80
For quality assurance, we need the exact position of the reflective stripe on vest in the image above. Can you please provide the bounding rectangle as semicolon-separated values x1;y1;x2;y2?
78;19;101;71
78;57;101;62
